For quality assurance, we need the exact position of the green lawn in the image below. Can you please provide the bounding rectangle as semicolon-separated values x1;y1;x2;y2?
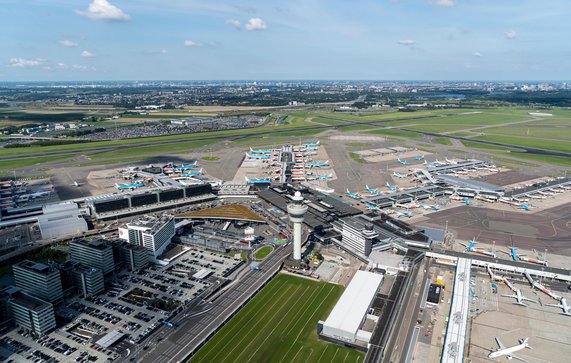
349;152;366;163
433;137;452;146
346;142;370;147
0;154;76;170
189;274;363;363
365;128;422;138
473;134;571;154
253;246;273;260
481;125;571;141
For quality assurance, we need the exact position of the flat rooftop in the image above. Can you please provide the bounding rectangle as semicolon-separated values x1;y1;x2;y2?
176;204;265;222
10;291;51;312
322;270;383;341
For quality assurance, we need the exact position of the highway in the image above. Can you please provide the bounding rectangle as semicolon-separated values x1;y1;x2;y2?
136;243;292;363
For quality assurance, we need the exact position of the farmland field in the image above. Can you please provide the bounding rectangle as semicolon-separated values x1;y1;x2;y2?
188;274;364;363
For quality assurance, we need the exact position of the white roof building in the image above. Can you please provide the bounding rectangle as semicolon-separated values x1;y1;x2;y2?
321;270;383;343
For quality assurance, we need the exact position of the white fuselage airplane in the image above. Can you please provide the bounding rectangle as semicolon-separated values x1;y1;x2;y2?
503;289;536;306
546;298;571;316
489;337;532;362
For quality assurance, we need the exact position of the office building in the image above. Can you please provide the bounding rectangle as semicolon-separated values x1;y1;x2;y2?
70;239;115;275
9;291;56;335
13;261;63;304
331;218;378;257
119;215;175;259
116;242;151;271
71;265;104;298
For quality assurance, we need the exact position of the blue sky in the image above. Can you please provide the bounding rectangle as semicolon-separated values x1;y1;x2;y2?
1;0;570;81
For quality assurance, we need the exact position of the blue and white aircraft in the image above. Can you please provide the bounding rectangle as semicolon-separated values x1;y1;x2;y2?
463;197;472;206
174;162;198;172
181;168;203;177
115;182;145;190
385;182;398;191
365;185;380;195
518;203;534;211
246;152;271;160
365;203;379;211
395;210;413;218
245;177;271;184
423;160;438;168
346;189;362;200
249;147;273;154
309;160;330;167
421;204;440;210
316;174;333;180
414;155;425;161
393;172;408;179
397;158;411;165
304;141;320;147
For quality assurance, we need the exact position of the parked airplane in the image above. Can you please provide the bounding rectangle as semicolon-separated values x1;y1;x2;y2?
463;197;472;206
385;182;398;191
365;203;379;211
395;210;413;218
397;158;411;165
244;177;271;184
173;162;198;171
502;247;548;266
393;172;408;179
115;182;144;190
29;191;51;199
460;239;497;258
546;298;571;316
423;160;438;168
309;160;330;167
366;185;380;195
304;141;320;147
524;272;562;301
180;168;203;177
316;174;333;180
488;337;532;361
245;152;271;160
72;181;82;187
249;147;272;154
518;203;534;211
414;155;425;161
421;204;440;210
346;189;362;200
503;289;536;306
445;157;458;165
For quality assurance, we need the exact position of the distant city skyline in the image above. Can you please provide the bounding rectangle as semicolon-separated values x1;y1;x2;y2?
2;0;570;81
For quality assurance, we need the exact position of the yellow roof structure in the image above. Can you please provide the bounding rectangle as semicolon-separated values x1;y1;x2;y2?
176;204;266;223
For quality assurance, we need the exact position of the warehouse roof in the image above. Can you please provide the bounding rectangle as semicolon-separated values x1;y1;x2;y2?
323;270;383;339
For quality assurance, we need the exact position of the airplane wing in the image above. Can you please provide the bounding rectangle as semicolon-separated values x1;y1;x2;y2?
509;354;528;363
495;337;506;350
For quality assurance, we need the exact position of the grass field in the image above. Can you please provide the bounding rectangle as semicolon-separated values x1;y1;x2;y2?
433;137;452;145
189;274;364;363
253;246;273;260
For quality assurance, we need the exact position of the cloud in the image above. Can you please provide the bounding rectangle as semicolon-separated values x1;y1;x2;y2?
59;40;79;47
72;64;96;71
245;18;267;31
81;50;95;57
76;0;130;22
472;52;482;57
226;19;241;30
431;0;456;7
183;40;202;47
8;58;44;68
505;30;517;39
397;39;416;46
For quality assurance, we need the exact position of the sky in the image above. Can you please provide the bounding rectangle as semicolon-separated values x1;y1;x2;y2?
1;0;570;81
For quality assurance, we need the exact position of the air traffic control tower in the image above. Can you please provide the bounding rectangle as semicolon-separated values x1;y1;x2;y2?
287;191;308;260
